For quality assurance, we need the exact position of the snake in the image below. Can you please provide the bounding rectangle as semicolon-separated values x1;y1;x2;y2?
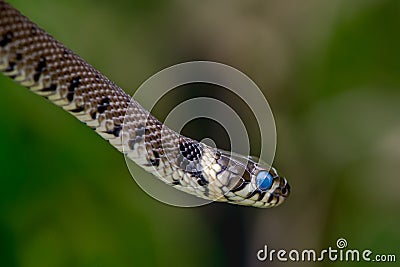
0;0;290;208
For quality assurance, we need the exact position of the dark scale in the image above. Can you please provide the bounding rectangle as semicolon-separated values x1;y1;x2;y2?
100;97;110;105
41;83;57;92
33;56;46;82
66;76;81;102
97;105;107;113
179;139;202;161
189;170;210;197
245;161;256;177
97;97;110;114
149;150;160;167
107;124;122;137
135;123;145;138
258;191;268;202
281;187;287;195
246;189;267;202
196;175;208;186
63;49;69;58
186;153;193;161
4;61;15;72
267;193;274;203
128;139;137;151
127;124;146;151
241;169;251;182
171;180;180;186
229;178;246;192
70;106;85;113
188;170;209;186
177;154;189;170
0;31;12;47
90;109;97;119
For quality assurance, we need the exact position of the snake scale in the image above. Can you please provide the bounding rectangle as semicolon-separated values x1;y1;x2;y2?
0;0;289;208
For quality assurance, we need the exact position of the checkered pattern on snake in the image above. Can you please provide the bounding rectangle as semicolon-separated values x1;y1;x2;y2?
0;0;290;208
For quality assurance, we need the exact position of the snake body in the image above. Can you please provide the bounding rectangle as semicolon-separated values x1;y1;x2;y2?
0;1;289;208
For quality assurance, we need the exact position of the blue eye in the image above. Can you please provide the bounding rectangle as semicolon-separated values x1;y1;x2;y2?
255;171;273;191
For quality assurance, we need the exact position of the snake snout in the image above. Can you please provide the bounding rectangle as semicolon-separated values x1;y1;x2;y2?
279;177;290;198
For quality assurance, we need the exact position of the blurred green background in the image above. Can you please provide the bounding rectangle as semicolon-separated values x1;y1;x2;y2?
1;0;399;266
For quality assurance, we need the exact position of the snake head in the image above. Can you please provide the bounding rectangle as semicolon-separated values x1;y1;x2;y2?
208;150;290;208
251;166;290;207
